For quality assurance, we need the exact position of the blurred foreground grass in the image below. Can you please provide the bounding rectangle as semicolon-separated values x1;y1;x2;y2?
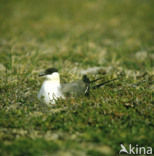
0;0;154;155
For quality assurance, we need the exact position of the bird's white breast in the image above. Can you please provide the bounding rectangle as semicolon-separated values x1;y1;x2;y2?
38;80;64;105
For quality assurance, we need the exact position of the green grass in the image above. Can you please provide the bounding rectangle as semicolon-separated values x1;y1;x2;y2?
0;0;154;155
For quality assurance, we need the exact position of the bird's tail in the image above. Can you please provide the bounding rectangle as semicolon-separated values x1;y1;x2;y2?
92;78;118;89
90;77;105;83
82;75;108;84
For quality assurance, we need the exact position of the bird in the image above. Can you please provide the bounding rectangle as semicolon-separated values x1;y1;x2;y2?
37;67;117;105
37;68;63;105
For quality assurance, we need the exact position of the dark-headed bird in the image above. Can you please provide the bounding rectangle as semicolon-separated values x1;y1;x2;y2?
38;67;117;105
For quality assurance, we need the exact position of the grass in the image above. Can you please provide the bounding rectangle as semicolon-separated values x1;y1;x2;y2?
0;0;154;155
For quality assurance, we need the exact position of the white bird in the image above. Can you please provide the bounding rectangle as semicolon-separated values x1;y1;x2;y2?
37;67;117;105
37;68;64;105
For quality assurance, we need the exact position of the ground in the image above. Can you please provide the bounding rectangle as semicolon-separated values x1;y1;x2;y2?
0;0;153;155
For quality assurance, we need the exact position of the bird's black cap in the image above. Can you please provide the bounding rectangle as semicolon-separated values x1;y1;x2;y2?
45;68;58;74
39;67;58;76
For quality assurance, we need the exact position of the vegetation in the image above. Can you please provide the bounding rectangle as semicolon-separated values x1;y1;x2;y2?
0;0;153;155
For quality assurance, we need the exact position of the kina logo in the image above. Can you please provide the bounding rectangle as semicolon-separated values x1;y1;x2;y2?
119;144;152;155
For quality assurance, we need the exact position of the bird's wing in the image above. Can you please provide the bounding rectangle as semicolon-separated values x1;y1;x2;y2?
61;80;88;96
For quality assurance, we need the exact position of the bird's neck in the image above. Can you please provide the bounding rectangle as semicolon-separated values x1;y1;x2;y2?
45;72;60;84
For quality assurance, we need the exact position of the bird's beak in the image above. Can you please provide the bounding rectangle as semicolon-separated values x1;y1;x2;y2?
39;72;46;77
